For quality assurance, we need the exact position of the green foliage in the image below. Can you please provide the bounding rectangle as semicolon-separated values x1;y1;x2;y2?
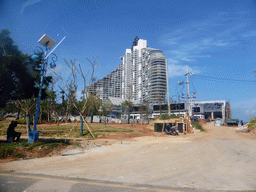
27;141;62;150
101;99;112;116
15;119;26;124
15;119;33;124
85;94;101;115
121;100;133;109
73;142;81;147
0;29;34;108
41;120;55;123
121;100;133;123
13;152;25;158
0;29;53;110
0;120;143;140
191;121;205;132
2;101;19;113
247;117;256;130
139;100;151;122
158;113;180;120
0;148;14;159
0;139;78;159
0;140;27;158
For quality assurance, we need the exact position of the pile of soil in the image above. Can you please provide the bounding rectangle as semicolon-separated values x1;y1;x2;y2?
249;127;256;135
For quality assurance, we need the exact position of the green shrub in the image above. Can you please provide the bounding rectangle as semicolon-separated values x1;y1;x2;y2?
0;139;79;159
158;114;180;120
41;120;55;124
27;140;69;150
0;148;14;159
15;119;26;124
247;117;256;130
191;121;205;132
15;119;33;124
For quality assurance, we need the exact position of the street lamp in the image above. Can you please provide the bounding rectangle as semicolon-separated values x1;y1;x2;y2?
28;34;57;144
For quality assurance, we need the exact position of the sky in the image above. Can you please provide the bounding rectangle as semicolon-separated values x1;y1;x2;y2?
1;0;256;122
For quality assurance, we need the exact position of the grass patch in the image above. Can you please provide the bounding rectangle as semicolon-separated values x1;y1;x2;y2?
0;120;143;139
0;139;79;159
0;120;12;136
192;121;205;132
38;123;142;138
0;140;27;159
26;140;66;150
13;152;26;158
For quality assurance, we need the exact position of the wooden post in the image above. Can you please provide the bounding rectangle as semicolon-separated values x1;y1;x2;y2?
162;123;165;132
81;116;95;139
27;115;30;136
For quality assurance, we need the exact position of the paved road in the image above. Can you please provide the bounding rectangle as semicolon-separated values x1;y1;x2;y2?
1;123;256;191
0;172;202;192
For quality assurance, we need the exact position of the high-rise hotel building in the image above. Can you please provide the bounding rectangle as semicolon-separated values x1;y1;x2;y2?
90;37;168;105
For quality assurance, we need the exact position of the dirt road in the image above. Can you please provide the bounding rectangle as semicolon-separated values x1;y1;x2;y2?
1;123;256;191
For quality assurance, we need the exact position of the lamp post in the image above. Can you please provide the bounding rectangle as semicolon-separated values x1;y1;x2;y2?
28;34;58;144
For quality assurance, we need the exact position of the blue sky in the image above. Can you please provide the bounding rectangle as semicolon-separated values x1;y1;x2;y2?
1;0;256;122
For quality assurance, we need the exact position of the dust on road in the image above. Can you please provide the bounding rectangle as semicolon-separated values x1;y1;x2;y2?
1;123;256;191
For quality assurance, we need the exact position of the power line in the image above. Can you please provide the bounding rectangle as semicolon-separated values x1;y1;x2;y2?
194;74;256;83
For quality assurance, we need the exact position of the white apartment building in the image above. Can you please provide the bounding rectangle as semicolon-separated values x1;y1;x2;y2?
90;37;168;105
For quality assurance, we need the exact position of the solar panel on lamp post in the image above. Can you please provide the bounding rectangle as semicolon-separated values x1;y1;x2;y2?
28;34;57;144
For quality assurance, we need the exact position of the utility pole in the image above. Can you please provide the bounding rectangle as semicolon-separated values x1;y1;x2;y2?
186;66;190;103
166;58;170;115
177;65;195;117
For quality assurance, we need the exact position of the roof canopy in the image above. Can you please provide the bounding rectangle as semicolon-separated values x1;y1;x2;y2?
107;97;140;106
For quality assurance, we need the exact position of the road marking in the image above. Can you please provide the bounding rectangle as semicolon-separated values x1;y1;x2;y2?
0;173;182;192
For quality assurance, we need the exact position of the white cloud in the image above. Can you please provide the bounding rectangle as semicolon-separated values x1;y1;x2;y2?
242;30;256;37
169;50;195;62
20;0;42;14
201;38;229;47
167;64;200;78
161;13;251;70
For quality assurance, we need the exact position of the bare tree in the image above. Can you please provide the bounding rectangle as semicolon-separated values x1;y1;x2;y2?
14;97;37;135
52;58;98;139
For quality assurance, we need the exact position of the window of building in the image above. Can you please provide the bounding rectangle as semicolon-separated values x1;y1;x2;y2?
193;107;200;113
